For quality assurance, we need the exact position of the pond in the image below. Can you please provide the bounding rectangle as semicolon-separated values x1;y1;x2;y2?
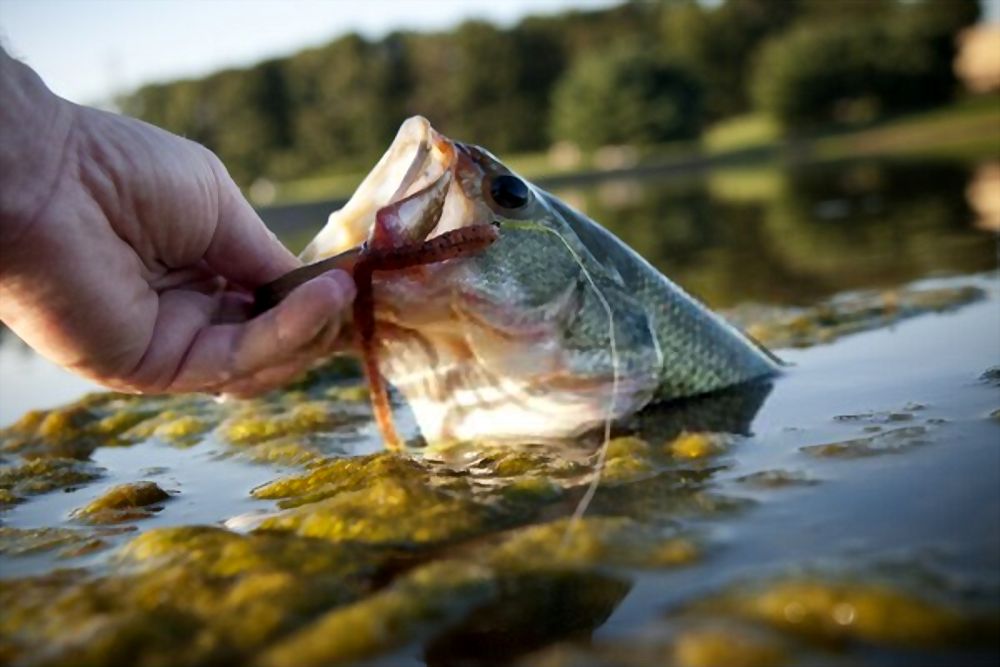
1;156;998;667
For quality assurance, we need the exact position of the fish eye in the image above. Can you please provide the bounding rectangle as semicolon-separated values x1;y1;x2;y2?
488;174;529;210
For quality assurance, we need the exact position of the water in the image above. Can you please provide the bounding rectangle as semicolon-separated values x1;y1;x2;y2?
599;273;1000;638
1;156;998;666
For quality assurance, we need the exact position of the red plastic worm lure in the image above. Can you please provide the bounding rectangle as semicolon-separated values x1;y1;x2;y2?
352;222;500;450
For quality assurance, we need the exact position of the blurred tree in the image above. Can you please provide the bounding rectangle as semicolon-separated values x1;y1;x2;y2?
550;48;702;148
445;22;530;151
405;21;565;152
751;0;980;129
282;33;409;178
114;0;982;187
660;0;802;120
205;60;293;185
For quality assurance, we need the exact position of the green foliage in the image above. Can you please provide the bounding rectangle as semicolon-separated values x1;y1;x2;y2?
115;0;981;187
550;49;703;148
751;0;980;129
660;0;804;120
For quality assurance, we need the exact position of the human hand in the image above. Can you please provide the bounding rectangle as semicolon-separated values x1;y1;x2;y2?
0;51;355;396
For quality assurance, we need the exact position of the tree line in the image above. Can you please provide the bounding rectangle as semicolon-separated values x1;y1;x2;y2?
119;0;981;187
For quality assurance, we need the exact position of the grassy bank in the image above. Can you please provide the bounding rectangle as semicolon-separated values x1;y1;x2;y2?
263;93;1000;206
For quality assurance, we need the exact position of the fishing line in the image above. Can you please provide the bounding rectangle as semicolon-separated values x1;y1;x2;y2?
501;220;620;546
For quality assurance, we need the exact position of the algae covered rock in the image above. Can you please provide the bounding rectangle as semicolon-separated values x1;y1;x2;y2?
222;402;341;445
666;431;731;460
486;516;700;571
0;526;118;558
258;475;496;546
736;469;819;489
691;576;994;648
71;481;172;524
251;452;428;508
258;561;497;667
730;284;985;349
0;393;162;459
1;526;390;667
0;457;103;505
801;425;931;458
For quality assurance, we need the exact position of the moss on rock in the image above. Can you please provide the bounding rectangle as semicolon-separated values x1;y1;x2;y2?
71;482;171;524
251;453;427;508
258;475;494;546
694;577;991;648
0;457;103;505
258;561;497;667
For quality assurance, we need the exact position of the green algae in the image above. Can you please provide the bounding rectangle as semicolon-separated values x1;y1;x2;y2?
0;393;163;459
237;436;328;467
152;414;212;444
257;475;496;546
729;284;985;349
0;457;104;505
0;526;125;558
251;453;428;508
258;561;497;667
802;425;931;458
486;517;701;571
478;447;588;480
689;576;999;649
0;358;367;469
0;488;18;506
736;469;819;489
670;624;792;667
519;568;1000;667
71;481;172;524
222;402;340;446
427;570;633;666
599;436;656;483
324;384;370;402
1;526;390;667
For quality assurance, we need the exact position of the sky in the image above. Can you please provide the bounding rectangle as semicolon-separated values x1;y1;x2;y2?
0;0;619;105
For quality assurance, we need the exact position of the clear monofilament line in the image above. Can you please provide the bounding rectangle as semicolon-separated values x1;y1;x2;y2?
501;220;620;547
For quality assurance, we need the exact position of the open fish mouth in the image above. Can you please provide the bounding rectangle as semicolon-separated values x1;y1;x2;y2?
300;117;491;263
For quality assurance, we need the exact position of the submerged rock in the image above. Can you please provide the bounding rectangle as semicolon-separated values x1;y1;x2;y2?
71;481;172;524
0;526;124;559
729;285;985;349
802;425;931;458
690;576;996;648
736;469;819;489
257;475;496;546
0;457;104;504
258;561;497;667
518;570;1000;667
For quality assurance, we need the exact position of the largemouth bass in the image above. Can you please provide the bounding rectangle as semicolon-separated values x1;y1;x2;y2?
270;117;779;446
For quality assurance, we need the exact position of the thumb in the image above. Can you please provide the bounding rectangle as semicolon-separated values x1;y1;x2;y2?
202;161;299;288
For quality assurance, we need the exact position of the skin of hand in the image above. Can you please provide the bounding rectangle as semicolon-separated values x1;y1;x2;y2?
0;49;355;397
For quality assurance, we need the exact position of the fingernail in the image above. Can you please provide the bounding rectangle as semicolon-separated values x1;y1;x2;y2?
323;269;356;303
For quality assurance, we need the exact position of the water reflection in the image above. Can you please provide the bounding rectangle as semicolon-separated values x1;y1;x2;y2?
551;159;996;308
